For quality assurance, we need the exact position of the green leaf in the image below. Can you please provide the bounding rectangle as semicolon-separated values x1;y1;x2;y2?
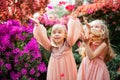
21;75;29;80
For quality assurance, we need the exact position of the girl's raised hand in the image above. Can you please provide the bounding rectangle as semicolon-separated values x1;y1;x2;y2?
83;16;91;40
27;15;40;26
70;10;79;19
83;16;91;29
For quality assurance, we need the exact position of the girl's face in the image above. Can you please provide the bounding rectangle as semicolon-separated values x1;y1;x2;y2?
51;26;66;45
90;22;104;36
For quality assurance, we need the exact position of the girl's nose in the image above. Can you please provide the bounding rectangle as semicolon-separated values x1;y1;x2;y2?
55;33;59;36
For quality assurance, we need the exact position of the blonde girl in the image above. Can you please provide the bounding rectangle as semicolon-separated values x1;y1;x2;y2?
77;19;116;80
31;13;83;80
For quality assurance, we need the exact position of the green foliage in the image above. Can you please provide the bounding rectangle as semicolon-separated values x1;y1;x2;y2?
107;55;120;80
21;76;29;80
107;55;120;70
109;71;120;80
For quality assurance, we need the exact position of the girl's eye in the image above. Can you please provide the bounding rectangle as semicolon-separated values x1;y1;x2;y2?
91;26;93;28
95;26;99;28
57;30;62;33
58;31;61;33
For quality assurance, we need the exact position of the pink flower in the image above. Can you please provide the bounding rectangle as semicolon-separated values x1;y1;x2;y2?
77;41;81;47
87;9;93;14
66;5;75;12
0;70;2;75
21;68;27;75
5;63;12;70
47;5;53;9
25;63;29;68
30;68;35;75
59;1;66;5
112;21;116;24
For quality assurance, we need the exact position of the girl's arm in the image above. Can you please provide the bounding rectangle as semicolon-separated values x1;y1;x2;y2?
83;17;91;39
30;17;51;51
84;41;107;60
67;12;84;47
33;24;51;51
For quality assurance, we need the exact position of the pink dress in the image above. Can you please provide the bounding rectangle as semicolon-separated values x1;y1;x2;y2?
77;42;110;80
33;18;83;80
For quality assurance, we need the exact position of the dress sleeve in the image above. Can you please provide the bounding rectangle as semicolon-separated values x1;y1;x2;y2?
33;24;51;51
67;18;83;47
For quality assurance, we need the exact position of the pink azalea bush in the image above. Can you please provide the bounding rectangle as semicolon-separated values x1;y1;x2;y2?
0;20;47;80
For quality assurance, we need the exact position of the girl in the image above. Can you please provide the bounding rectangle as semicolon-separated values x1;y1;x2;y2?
32;15;83;80
77;19;116;80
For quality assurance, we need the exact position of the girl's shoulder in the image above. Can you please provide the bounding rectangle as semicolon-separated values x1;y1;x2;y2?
65;41;71;48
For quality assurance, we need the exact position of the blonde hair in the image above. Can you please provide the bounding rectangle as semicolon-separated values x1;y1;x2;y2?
92;20;116;62
52;24;67;33
79;20;116;62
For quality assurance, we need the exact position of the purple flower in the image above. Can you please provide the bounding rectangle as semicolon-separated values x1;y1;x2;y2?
0;70;2;75
12;48;21;55
5;63;12;70
9;26;21;37
1;35;12;49
14;56;19;63
32;52;41;59
23;38;40;53
0;24;9;35
30;68;35;75
0;45;6;52
0;19;47;79
9;20;20;26
36;72;40;77
0;59;4;66
25;63;29;68
21;68;27;75
10;71;21;80
29;78;35;80
37;62;47;73
25;25;34;33
5;52;11;57
47;4;53;9
87;9;93;14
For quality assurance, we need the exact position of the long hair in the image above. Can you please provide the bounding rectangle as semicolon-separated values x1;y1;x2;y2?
102;22;116;62
91;20;116;62
78;20;116;62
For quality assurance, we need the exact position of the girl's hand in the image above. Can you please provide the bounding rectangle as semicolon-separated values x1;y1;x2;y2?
83;16;91;40
70;10;79;19
27;15;40;26
83;36;92;45
83;16;91;28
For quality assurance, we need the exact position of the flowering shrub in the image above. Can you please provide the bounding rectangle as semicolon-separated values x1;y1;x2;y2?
75;0;120;16
0;20;47;80
0;0;49;24
45;1;74;20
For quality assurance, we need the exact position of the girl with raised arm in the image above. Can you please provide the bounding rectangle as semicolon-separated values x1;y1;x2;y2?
77;19;116;80
31;13;83;80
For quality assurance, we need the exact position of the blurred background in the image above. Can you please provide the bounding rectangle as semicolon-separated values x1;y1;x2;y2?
0;0;120;80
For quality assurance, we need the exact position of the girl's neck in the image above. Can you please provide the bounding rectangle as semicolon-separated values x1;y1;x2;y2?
55;41;64;47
